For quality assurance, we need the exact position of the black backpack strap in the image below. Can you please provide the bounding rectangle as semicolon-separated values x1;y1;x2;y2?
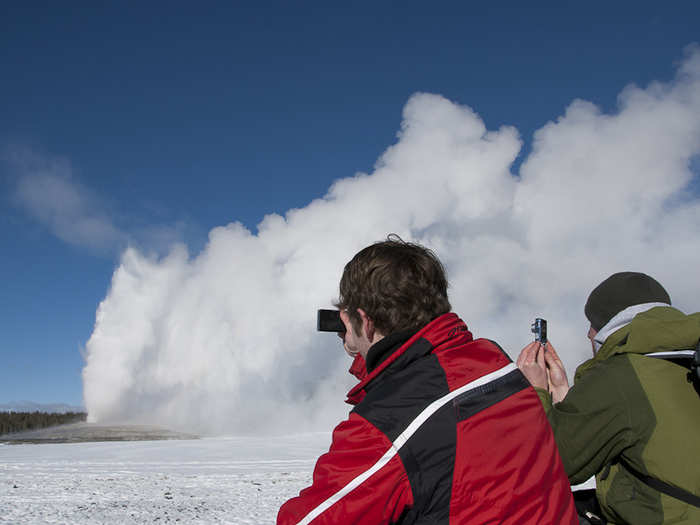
690;339;700;386
619;458;700;508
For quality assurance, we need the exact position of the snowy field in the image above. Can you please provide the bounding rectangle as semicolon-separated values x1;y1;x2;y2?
1;428;595;524
0;432;331;524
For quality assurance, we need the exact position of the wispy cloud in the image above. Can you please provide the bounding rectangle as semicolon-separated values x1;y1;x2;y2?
4;147;189;257
5;148;127;255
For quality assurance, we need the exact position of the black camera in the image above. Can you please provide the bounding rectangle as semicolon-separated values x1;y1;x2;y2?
317;309;346;333
531;318;547;344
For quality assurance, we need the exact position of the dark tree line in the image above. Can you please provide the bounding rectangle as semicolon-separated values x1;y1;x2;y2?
0;411;87;435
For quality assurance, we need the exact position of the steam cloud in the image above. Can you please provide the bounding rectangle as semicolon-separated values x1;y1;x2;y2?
83;47;700;435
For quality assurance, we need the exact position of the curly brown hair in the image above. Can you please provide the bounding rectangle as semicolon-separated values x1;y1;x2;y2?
335;235;451;335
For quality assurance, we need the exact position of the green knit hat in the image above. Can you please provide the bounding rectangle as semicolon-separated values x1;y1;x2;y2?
584;272;671;331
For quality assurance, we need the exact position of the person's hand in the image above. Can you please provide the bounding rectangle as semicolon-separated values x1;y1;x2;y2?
543;341;570;403
516;341;547;390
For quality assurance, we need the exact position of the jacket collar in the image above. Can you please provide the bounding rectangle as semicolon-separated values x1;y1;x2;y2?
365;329;416;373
592;302;670;352
345;312;471;405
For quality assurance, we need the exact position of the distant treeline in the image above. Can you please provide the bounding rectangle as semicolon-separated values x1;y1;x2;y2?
0;411;87;435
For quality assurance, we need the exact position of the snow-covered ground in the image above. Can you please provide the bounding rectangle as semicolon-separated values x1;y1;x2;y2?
1;429;595;524
0;433;331;524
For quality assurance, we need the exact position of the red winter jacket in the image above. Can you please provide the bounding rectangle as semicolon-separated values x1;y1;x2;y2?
278;313;577;524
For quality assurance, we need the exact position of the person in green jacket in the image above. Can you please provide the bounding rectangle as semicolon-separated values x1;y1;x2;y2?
517;272;700;525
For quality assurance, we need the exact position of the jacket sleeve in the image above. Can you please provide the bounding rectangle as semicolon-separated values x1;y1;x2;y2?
536;360;637;484
277;412;413;525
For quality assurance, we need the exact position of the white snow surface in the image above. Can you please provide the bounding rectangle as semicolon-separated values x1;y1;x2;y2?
0;433;331;524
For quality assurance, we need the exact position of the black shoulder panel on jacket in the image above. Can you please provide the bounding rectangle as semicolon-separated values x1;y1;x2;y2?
353;346;454;525
453;369;529;422
353;338;447;441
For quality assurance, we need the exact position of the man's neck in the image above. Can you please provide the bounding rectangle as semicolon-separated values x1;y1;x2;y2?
365;329;415;373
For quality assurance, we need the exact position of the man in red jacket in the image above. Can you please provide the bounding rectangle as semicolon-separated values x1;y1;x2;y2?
278;236;576;524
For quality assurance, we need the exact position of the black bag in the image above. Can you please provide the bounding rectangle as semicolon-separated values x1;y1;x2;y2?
573;489;606;525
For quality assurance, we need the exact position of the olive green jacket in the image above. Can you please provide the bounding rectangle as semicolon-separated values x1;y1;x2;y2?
537;306;700;524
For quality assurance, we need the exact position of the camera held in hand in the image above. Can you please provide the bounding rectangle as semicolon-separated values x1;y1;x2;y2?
531;318;547;345
317;309;346;333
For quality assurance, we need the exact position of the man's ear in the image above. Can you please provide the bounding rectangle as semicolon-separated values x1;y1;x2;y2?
357;308;375;342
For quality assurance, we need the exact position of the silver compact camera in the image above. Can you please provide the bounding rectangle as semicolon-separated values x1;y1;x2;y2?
531;318;547;344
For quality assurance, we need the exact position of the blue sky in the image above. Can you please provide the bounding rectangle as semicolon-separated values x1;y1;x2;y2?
1;1;699;409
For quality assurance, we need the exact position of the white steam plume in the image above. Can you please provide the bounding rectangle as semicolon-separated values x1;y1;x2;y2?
83;47;700;435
